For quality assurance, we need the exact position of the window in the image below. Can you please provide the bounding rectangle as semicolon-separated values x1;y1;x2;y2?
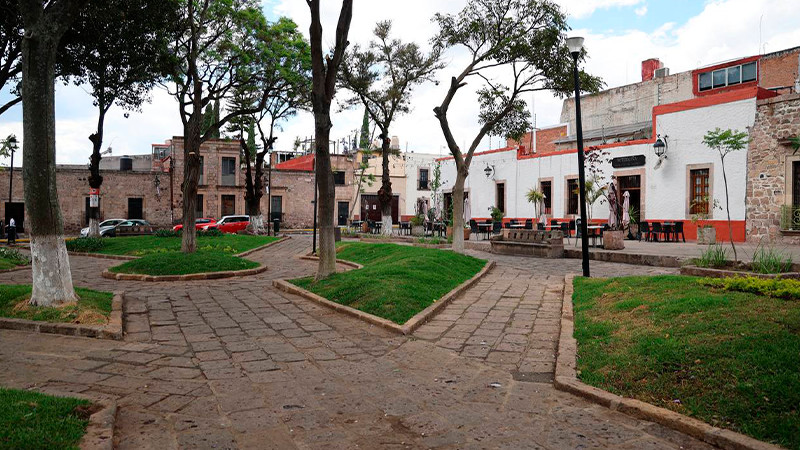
195;194;204;218
221;157;236;186
567;178;579;215
221;195;236;216
198;156;204;185
496;183;505;214
418;168;429;190
333;171;346;185
540;180;552;215
128;198;143;220
698;61;757;92
689;169;710;214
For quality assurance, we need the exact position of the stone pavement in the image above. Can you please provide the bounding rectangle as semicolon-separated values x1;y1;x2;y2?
0;237;711;449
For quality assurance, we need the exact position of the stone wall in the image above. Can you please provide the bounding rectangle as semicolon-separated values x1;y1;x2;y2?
746;93;800;243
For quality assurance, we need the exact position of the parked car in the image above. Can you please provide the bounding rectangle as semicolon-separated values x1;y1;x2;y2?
107;219;154;237
80;218;126;237
173;217;217;231
203;215;249;233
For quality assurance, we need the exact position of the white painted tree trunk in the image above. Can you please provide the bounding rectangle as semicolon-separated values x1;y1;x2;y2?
248;214;267;235
29;235;78;306
381;213;392;236
87;217;100;238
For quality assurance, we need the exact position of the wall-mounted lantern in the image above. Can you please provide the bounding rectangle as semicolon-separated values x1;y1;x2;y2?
484;164;495;178
653;134;668;158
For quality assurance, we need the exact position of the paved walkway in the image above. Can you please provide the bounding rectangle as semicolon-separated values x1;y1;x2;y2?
0;237;712;449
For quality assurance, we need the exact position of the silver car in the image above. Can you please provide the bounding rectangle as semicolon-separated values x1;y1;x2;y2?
80;219;126;237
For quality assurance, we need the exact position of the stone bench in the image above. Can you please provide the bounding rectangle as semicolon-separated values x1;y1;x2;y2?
489;229;564;258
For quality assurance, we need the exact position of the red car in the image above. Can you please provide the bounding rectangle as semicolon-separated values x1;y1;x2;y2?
203;215;249;233
173;218;217;231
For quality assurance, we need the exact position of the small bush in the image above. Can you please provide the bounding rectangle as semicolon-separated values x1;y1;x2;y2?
198;229;223;237
751;246;793;274
0;247;29;265
695;244;728;268
700;276;800;300
65;237;104;253
417;237;447;245
154;229;180;238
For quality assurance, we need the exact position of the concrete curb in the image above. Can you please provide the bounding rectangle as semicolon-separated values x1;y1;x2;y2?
0;291;124;340
680;264;800;280
80;399;117;450
234;235;290;257
554;275;782;450
101;265;267;282
273;259;495;335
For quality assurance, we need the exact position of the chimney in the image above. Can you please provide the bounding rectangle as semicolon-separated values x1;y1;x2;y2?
641;58;664;82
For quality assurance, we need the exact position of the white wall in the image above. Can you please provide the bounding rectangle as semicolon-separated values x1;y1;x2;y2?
439;97;757;223
404;153;441;216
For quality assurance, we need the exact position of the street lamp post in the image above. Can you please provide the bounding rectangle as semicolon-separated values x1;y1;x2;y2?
567;36;591;277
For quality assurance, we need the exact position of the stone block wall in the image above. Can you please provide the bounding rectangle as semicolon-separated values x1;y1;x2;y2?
746;93;800;243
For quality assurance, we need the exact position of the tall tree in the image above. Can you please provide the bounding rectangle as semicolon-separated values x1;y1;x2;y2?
340;20;442;236
169;0;275;253
306;0;353;279
59;0;178;237
18;0;88;306
432;0;602;253
0;0;22;117
358;107;370;149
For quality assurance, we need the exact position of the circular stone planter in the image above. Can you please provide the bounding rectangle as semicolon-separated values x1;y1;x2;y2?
101;265;268;282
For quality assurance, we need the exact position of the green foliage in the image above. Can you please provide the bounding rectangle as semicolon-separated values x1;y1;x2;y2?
154;229;181;238
110;251;259;276
574;275;800;448
751;246;794;274
0;247;29;268
76;234;274;256
0;134;17;158
416;237;447;245
359;108;370;149
410;215;424;226
65;237;105;253
702;128;749;158
198;229;223;237
790;136;800;155
292;243;485;324
0;388;92;449
525;188;544;204
0;284;112;324
700;276;800;301
694;244;728;268
490;206;505;222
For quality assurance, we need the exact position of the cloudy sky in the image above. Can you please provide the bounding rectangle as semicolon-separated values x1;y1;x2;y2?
1;0;799;166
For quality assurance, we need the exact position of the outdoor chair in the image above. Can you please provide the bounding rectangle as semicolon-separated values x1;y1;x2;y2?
469;219;478;236
550;219;559;229
672;221;686;243
524;219;533;229
536;222;545;230
560;222;571;244
574;218;582;247
651;222;663;242
568;220;576;237
639;221;651;241
506;219;517;229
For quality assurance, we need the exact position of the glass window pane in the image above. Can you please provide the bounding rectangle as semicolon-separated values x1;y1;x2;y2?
699;72;712;91
712;69;726;88
727;66;741;85
742;62;757;82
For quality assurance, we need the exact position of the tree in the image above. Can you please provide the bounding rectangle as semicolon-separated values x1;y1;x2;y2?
358;108;370;150
702;128;749;261
525;188;544;220
340;21;442;236
18;0;88;306
59;0;178;237
306;0;353;279
169;0;277;253
0;0;22;117
432;0;602;253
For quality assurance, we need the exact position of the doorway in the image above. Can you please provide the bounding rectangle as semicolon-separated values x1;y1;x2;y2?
360;195;399;222
617;175;642;222
221;195;236;217
337;202;349;226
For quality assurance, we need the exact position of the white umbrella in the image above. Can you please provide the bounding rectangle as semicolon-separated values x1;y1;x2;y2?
608;180;618;228
539;196;547;228
464;197;471;223
420;199;428;222
622;191;631;227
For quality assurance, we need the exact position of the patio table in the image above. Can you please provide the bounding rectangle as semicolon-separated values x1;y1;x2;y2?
476;223;492;240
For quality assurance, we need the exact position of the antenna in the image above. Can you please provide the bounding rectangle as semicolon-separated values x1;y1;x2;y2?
758;14;763;55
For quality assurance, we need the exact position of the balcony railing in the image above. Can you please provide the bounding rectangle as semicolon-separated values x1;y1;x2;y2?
418;181;429;190
780;205;800;231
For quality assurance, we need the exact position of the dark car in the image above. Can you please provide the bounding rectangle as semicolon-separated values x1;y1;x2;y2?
108;219;154;237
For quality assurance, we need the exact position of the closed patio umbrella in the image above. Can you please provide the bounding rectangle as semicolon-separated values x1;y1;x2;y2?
622;191;630;227
608;180;618;228
463;197;471;223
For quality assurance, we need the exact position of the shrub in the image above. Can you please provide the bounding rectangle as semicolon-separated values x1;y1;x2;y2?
751;246;793;274
700;276;800;300
65;237;104;253
410;215;424;226
694;244;728;268
0;247;30;265
154;229;180;238
198;229;223;237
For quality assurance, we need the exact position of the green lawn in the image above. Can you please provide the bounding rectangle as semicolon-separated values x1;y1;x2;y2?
573;275;800;449
84;235;277;256
0;388;92;449
109;250;260;276
292;242;486;324
0;248;30;270
0;285;112;325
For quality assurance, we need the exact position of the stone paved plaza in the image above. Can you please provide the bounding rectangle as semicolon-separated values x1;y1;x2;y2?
0;237;712;449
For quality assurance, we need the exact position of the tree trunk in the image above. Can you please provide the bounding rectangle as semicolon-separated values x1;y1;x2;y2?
21;20;77;306
87;110;105;238
181;108;202;253
721;159;737;261
378;135;392;236
315;111;337;279
451;164;467;253
246;199;266;234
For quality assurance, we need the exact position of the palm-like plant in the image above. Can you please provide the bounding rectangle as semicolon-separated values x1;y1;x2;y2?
525;188;544;219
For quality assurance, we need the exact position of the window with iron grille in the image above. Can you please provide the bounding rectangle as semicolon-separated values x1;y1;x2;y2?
418;168;429;190
567;178;579;215
689;169;710;214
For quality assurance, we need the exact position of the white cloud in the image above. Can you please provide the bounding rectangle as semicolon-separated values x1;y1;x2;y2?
559;0;644;19
635;5;647;16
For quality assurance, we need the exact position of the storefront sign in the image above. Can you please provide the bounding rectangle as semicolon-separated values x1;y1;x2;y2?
611;155;646;168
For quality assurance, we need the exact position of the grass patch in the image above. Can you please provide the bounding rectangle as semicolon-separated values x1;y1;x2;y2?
573;275;800;449
70;234;277;256
0;284;112;325
0;247;30;270
0;388;93;449
291;242;485;324
109;250;259;276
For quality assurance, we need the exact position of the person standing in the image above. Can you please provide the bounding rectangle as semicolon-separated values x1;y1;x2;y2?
7;217;16;245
